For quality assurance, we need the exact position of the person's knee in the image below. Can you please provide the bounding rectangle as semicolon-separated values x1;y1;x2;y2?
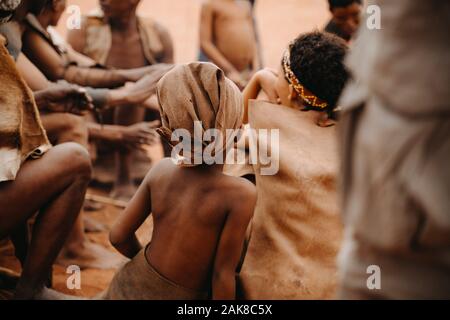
59;142;92;182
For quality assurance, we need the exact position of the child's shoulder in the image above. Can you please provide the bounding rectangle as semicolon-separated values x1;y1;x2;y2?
220;175;257;204
147;158;176;181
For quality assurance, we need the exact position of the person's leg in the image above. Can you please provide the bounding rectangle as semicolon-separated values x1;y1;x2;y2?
112;105;146;200
0;143;89;299
40;114;122;269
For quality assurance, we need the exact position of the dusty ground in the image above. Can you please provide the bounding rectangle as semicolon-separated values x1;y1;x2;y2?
0;0;329;299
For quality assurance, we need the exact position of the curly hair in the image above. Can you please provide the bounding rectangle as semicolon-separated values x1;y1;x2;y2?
288;31;349;115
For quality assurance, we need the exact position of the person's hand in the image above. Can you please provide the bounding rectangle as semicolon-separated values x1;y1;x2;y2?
120;64;172;82
118;121;160;150
256;68;280;104
35;81;93;115
113;64;174;106
227;70;245;89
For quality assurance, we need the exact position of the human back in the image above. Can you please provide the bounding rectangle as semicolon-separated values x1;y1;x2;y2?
145;158;252;291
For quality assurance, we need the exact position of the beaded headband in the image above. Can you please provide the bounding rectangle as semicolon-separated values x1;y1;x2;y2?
282;48;328;109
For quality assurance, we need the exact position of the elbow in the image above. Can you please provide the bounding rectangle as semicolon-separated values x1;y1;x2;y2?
109;227;125;248
48;65;66;82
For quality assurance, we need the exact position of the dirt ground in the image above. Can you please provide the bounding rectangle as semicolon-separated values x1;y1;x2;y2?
0;0;329;299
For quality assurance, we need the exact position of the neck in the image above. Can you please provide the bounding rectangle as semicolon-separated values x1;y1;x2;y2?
108;10;138;31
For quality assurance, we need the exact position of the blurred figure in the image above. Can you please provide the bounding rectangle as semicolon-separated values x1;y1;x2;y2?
0;0;93;299
68;0;174;201
232;32;348;299
338;0;450;299
199;0;260;89
325;0;362;42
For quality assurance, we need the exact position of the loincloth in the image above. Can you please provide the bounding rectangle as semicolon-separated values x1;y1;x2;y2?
101;248;208;300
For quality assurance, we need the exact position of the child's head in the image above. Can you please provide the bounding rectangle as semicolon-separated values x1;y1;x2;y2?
157;62;243;166
328;0;362;40
275;31;349;118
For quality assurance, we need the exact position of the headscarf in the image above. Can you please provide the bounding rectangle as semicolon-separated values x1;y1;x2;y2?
157;62;243;166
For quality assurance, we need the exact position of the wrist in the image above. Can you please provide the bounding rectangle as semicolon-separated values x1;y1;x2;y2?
115;69;133;82
33;91;49;109
107;87;127;106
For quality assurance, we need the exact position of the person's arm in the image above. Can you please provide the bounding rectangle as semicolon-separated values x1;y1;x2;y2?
66;45;97;67
250;2;263;70
109;173;153;258
242;69;279;124
155;22;175;64
24;28;143;88
212;183;256;300
88;121;159;148
105;64;174;107
199;2;239;78
33;82;93;115
16;52;52;91
22;29;69;81
242;73;263;124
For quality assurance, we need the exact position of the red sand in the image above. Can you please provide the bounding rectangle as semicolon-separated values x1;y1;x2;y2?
0;0;329;299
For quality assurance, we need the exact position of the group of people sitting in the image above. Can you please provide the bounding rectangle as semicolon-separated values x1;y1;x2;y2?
1;0;448;300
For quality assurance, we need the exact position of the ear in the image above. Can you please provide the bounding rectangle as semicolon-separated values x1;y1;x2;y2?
288;84;298;101
317;113;336;127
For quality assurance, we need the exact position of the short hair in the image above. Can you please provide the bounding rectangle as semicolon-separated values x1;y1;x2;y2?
328;0;362;10
288;31;349;114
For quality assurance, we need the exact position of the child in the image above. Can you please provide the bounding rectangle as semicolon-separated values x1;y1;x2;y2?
324;0;362;42
104;62;257;300
199;0;260;89
232;32;349;299
243;31;349;126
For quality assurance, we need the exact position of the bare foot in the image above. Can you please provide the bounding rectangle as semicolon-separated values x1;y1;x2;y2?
110;184;137;202
57;241;125;270
83;215;107;233
15;286;86;300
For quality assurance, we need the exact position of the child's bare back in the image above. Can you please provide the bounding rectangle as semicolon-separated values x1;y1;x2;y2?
109;158;256;299
145;158;255;291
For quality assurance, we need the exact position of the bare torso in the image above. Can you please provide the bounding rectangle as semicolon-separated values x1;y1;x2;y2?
105;22;148;69
212;0;256;71
145;159;241;291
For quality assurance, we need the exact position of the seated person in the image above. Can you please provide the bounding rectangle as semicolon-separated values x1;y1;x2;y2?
26;0;172;199
65;0;175;199
103;62;257;300
0;0;167;269
22;0;167;88
324;0;362;42
199;0;260;89
233;32;350;299
0;1;92;299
